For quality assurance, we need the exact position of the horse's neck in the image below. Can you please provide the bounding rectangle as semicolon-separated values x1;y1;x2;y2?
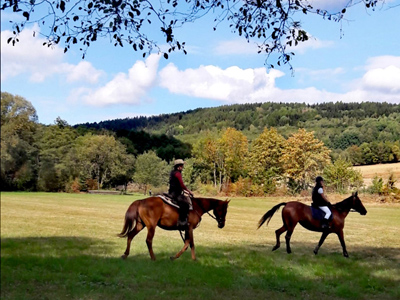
333;197;352;216
195;198;216;214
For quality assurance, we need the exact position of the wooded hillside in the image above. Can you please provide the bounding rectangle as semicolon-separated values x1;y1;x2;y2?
76;102;400;165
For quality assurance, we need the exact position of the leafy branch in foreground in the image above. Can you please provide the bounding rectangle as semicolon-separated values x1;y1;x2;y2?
2;0;383;68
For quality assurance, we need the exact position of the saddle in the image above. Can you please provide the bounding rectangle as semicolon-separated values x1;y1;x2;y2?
158;193;193;210
310;205;333;221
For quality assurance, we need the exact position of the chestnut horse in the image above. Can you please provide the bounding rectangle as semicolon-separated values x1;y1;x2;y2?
119;196;230;260
258;192;367;257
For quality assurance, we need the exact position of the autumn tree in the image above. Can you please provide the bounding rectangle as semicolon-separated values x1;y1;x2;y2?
1;92;38;190
192;133;220;187
2;0;386;67
218;127;248;185
247;127;285;192
281;128;331;191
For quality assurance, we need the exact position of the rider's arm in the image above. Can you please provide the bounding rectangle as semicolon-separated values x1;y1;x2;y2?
318;188;330;205
174;172;193;196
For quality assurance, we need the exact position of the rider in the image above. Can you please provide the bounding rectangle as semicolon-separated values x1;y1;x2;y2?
312;176;331;229
169;159;194;228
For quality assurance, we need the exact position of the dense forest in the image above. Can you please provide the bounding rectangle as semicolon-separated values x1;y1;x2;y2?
2;92;399;197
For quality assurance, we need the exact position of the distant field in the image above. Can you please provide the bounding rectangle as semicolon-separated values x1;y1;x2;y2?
1;192;399;300
353;162;400;188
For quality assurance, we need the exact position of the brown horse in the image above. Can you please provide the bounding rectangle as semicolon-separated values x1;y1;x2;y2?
258;192;367;257
119;196;230;260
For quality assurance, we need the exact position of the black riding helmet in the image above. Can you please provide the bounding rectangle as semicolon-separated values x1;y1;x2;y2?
315;176;324;183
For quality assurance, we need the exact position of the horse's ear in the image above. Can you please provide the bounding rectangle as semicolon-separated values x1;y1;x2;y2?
352;191;358;197
225;199;230;204
355;191;358;197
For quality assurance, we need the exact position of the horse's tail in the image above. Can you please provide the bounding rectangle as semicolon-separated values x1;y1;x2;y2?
118;200;141;238
257;202;287;229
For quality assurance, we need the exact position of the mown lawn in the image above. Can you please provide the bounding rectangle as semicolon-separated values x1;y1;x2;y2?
1;192;399;300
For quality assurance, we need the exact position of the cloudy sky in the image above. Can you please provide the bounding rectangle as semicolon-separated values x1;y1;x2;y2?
1;1;400;125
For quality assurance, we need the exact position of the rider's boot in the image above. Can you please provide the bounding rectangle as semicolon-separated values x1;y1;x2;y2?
321;218;329;229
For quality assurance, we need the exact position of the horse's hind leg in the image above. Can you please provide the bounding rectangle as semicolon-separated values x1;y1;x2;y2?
285;230;294;254
145;226;157;260
122;223;144;260
272;226;287;251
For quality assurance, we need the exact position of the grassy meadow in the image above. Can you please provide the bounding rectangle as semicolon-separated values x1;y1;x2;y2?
1;192;399;300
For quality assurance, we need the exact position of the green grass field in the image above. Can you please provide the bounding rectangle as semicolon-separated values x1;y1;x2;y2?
1;192;399;300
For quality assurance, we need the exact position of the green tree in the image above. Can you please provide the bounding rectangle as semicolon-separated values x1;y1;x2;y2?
181;158;197;190
323;156;363;193
133;151;169;195
35;122;78;191
346;145;365;166
281;128;331;190
69;134;134;190
2;1;385;67
1;92;38;190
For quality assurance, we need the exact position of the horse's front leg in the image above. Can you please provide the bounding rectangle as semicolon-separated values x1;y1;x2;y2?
170;230;190;261
314;231;329;255
188;227;196;260
337;230;349;258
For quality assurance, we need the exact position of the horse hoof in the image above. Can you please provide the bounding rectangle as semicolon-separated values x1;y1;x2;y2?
121;254;128;260
313;250;318;255
272;246;279;251
343;253;349;258
170;256;177;261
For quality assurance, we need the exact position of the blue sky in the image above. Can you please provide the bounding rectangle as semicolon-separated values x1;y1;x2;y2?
1;0;400;125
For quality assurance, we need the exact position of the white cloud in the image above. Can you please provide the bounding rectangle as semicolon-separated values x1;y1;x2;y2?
64;61;104;84
158;57;400;105
81;54;160;106
362;65;400;94
159;63;284;103
1;26;103;83
365;55;400;70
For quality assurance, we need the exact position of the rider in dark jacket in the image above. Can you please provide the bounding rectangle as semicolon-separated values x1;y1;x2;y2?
169;159;194;228
312;176;331;229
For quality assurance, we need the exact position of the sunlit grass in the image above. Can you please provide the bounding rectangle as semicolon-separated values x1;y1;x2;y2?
1;192;399;300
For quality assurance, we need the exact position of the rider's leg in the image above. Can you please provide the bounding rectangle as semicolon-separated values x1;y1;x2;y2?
319;206;331;229
177;195;189;227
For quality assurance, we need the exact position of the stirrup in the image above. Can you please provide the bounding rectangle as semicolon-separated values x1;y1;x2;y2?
177;220;188;228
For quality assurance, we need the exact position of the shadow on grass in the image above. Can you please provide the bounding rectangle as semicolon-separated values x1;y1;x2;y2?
1;236;399;300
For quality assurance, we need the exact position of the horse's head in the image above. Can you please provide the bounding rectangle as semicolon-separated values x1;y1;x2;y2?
352;191;367;215
213;199;230;228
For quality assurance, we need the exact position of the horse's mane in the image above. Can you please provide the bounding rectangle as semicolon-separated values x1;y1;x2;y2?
333;195;353;212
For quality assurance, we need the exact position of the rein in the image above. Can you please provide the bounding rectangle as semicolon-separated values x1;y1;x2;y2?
194;197;219;222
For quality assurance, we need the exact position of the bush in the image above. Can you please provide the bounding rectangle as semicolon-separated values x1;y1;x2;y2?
197;184;219;196
367;175;384;194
